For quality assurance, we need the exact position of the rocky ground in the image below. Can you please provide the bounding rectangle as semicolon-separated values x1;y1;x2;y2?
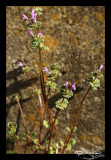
6;6;105;154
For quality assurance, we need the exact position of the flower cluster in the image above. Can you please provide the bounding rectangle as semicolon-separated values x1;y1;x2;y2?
8;122;17;135
55;98;69;110
22;7;43;28
42;63;60;89
18;61;31;73
13;95;21;102
55;81;76;110
88;65;104;90
60;81;76;99
31;30;49;50
22;7;49;50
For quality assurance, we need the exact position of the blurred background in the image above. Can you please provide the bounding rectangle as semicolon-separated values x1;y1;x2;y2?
6;6;105;154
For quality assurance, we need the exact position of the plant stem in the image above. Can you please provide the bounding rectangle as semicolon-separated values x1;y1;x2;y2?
17;101;28;135
14;133;23;154
26;135;46;153
47;109;60;154
37;32;61;148
24;106;39;153
32;83;61;144
45;100;61;140
24;84;40;154
36;17;45;102
38;47;45;100
39;86;50;135
61;86;92;154
38;91;43;144
17;100;35;154
26;135;42;148
37;34;61;141
17;101;36;152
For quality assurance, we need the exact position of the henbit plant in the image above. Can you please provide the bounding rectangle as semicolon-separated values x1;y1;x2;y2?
7;7;104;154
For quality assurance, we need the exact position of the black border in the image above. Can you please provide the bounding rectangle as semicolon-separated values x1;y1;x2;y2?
0;0;111;159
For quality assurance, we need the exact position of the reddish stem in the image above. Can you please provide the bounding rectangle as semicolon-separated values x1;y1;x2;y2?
38;89;43;144
61;86;92;154
14;133;23;154
47;109;60;154
17;101;28;135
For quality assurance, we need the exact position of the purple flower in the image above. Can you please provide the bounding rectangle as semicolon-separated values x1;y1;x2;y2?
33;13;37;23
70;82;76;91
42;67;50;74
31;9;37;23
99;65;103;72
22;14;30;23
18;62;24;70
65;81;68;89
31;9;35;19
39;31;42;39
29;30;34;37
18;62;23;67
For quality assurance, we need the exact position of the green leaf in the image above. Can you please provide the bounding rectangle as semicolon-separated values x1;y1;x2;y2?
35;7;43;12
22;66;31;73
43;46;49;51
35;146;39;150
31;46;37;49
36;21;42;27
13;96;20;102
34;139;38;144
46;80;51;86
22;132;27;141
60;140;64;146
35;145;42;150
69;138;76;145
9;135;19;142
66;139;76;151
32;89;41;95
73;126;77;132
55;119;58;125
37;11;43;16
16;135;19;140
43;120;49;128
48;146;54;154
31;131;37;137
66;144;72;151
50;69;59;75
50;82;57;89
55;98;69;110
22;137;27;141
8;122;17;135
52;142;56;146
39;36;44;43
45;140;49;145
52;119;58;125
48;75;56;81
66;127;71;132
51;63;60;70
